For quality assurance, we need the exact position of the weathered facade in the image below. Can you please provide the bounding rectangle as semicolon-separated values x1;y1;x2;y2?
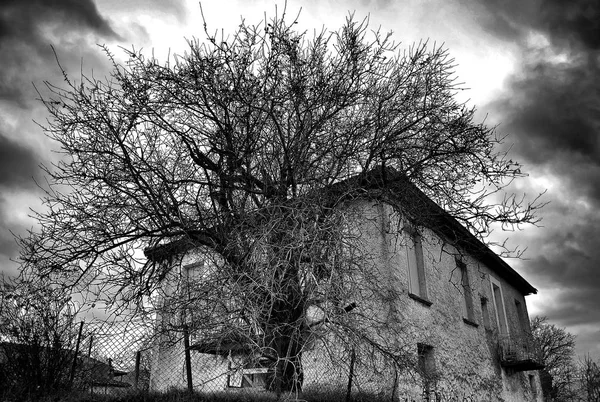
338;200;544;401
148;174;543;401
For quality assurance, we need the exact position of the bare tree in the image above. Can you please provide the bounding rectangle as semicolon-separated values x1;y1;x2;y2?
0;274;80;399
531;316;577;401
19;9;542;393
579;355;600;402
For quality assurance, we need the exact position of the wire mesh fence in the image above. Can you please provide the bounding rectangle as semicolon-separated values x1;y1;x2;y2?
59;320;154;397
7;319;403;401
0;316;427;401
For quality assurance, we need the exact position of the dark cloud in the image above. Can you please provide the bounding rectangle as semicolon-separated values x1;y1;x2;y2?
0;0;122;279
0;0;118;44
0;200;19;260
508;200;600;357
501;59;598;158
474;0;600;189
492;53;600;201
470;0;600;49
0;0;193;281
471;0;600;357
539;0;600;50
473;0;600;216
0;132;40;189
0;0;120;107
97;0;187;22
525;214;600;293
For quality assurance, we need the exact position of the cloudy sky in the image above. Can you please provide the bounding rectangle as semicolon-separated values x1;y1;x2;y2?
0;0;598;357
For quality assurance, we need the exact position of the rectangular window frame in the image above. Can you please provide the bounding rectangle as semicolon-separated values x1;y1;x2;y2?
481;297;492;330
182;262;203;337
515;299;528;335
417;343;436;396
490;275;509;336
457;259;476;325
529;374;537;398
406;229;430;305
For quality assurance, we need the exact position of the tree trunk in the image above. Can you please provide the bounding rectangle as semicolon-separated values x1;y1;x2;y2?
269;328;304;395
265;259;305;394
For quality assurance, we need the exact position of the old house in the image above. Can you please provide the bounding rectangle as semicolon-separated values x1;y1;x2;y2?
146;170;544;401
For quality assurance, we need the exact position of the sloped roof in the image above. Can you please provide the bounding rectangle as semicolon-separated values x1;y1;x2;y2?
346;168;537;295
145;168;537;295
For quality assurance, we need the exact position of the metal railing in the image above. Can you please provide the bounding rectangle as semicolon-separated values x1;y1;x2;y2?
498;332;544;371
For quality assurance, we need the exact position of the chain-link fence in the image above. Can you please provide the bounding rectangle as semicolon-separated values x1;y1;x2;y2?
27;318;405;401
52;320;154;397
0;318;152;399
149;331;362;396
0;315;430;401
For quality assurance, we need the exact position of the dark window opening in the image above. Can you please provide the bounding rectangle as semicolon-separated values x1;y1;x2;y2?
492;281;508;335
529;374;537;397
417;343;436;396
481;297;491;330
407;231;428;300
515;299;527;335
457;259;475;322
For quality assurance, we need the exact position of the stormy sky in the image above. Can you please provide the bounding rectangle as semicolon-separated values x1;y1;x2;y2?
0;0;598;357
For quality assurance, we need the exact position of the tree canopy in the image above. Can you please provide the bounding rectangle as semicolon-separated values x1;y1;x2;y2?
18;11;542;393
531;316;577;401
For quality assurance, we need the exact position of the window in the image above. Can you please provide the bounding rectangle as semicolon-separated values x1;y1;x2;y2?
515;299;527;335
490;276;509;336
529;374;537;397
457;259;475;324
481;297;491;330
184;262;203;295
183;262;203;338
406;229;428;303
417;343;436;396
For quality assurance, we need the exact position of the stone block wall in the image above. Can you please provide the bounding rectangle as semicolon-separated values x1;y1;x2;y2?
149;198;543;401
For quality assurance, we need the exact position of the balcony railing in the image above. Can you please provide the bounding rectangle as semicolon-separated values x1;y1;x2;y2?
498;333;545;372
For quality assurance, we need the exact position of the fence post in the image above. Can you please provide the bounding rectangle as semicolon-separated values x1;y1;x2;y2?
69;321;85;388
183;325;193;393
87;334;93;357
392;366;399;402
134;350;141;390
346;348;356;402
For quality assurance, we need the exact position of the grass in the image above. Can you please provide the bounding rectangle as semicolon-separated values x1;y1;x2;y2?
1;386;395;402
42;388;395;402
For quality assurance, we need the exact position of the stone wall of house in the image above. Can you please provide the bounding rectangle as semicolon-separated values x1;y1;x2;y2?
149;199;543;401
341;199;543;402
150;337;232;392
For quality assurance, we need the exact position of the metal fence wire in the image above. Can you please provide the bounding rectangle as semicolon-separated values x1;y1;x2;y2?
62;320;153;396
54;319;404;400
